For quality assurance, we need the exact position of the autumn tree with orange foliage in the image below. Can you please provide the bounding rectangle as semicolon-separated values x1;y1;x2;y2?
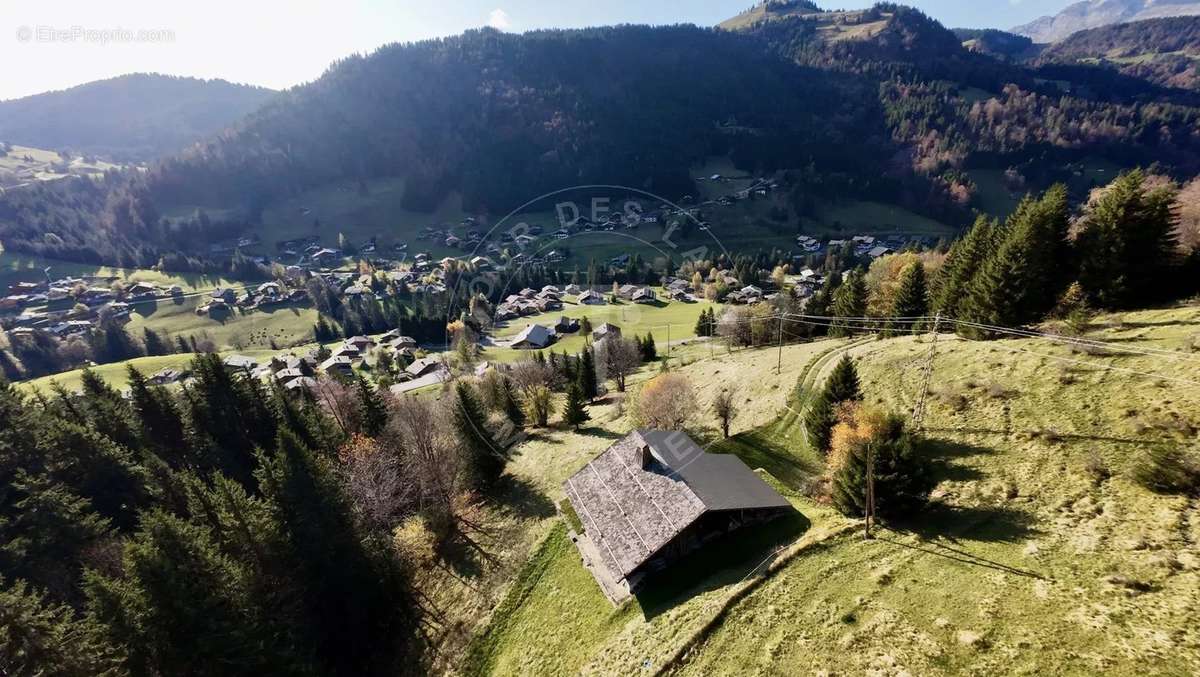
827;403;934;519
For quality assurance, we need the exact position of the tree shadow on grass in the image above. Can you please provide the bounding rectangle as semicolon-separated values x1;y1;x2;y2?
921;437;997;483
635;508;810;620
491;473;556;520
880;502;1048;579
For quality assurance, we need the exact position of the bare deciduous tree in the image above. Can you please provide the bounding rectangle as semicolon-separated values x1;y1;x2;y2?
712;387;738;438
594;336;641;392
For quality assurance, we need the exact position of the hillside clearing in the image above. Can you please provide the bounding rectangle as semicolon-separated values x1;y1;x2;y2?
453;304;1200;676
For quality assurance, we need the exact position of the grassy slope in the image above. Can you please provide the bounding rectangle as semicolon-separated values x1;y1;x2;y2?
122;295;319;353
456;305;1200;676
0;251;242;292
487;294;716;361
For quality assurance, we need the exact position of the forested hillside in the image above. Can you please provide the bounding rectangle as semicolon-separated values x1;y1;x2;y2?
5;4;1200;271
1037;16;1200;90
0;74;276;161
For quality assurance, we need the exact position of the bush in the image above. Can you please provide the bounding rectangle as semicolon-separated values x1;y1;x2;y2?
631;373;695;431
1134;447;1200;495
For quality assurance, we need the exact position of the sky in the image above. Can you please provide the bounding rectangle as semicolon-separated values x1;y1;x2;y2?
0;0;1079;101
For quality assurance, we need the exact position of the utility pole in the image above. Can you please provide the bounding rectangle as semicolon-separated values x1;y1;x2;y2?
864;442;876;540
912;312;942;432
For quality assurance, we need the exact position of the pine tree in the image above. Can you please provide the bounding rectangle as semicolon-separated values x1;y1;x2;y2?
933;215;998;318
452;382;505;491
891;261;928;321
143;327;170;356
641;332;658;361
830;270;867;337
803;356;862;454
1076;169;1180;308
830;414;933;519
578;347;598;402
355;374;388;437
0;577;124;676
563;380;591;431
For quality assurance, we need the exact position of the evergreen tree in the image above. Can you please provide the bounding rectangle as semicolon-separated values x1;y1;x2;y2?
500;376;526;428
127;366;190;468
85;509;302;675
0;577;124;676
355;374;389;438
640;332;658;361
452;382;505;491
1076;169;1180;308
961;186;1071;331
891;260;928;321
933;215;999;318
563;381;591;431
830;414;933;519
255;430;417;675
143;327;170;356
830;270;867;337
803;356;863;454
578;347;598;402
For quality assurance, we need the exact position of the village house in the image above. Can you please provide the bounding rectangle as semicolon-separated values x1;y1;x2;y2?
510;323;556;350
631;287;657;304
578;290;605;305
319;356;354;376
563;430;791;601
222;355;259;373
555;316;581;334
149;368;187;386
593;322;621;342
564;283;582;295
406;356;445;379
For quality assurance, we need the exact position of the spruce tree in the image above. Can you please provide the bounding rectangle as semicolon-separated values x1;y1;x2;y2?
641;332;658;361
830;270;867;338
0;577;124;676
452;382;505;491
830;414;933;518
578;347;598;402
962;186;1072;331
500;376;526;428
255;429;415;675
1076;169;1180;308
143;327;169;356
355;374;389;438
891;261;928;320
563;380;591;431
127;366;191;469
933;215;998;318
803;356;862;454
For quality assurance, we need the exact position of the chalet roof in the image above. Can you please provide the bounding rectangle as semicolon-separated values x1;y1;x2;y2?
562;430;789;581
511;323;554;348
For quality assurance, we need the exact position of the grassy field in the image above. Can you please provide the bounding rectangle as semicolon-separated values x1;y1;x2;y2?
487;293;717;362
449;304;1200;676
0;250;244;292
123;294;319;353
13;349;279;393
0;144;120;187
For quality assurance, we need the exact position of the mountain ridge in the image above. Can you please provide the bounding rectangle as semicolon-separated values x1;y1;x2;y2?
0;73;276;161
1013;0;1200;43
